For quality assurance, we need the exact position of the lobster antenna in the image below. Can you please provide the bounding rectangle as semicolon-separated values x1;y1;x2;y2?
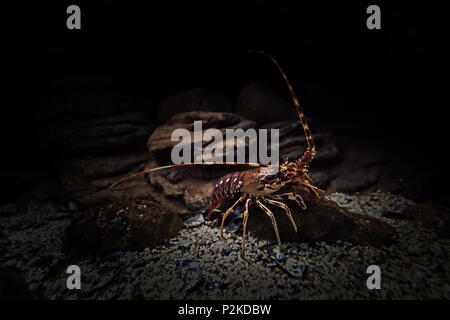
248;50;316;165
108;162;284;189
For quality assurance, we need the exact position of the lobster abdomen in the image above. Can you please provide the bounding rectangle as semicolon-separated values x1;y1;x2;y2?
206;171;245;219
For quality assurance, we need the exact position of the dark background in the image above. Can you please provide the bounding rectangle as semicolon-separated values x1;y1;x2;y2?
3;1;449;203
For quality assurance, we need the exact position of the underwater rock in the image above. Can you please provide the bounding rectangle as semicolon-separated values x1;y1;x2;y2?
63;199;183;257
58;112;152;155
183;183;214;211
308;171;332;190
145;111;258;214
183;213;205;228
284;258;306;279
403;203;450;238
330;166;380;194
54;112;157;209
61;152;149;181
39;106;153;156
273;247;286;262
147;111;254;155
177;259;203;292
244;190;396;247
59;152;189;214
59;151;151;207
262;121;340;166
313;138;340;166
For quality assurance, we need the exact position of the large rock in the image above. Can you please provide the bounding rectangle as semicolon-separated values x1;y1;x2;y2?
63;199;183;257
145;112;260;214
61;152;150;181
43;112;153;156
148;111;255;156
403;203;450;238
238;189;396;247
329;166;380;194
324;137;386;194
59;151;187;214
261;120;341;166
33;71;154;153
59;111;258;211
59;152;149;206
34;75;158;208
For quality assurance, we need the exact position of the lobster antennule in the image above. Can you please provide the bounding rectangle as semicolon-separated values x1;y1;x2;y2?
248;50;316;164
108;161;279;190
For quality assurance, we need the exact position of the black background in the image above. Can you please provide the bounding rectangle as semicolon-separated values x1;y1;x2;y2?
3;1;449;201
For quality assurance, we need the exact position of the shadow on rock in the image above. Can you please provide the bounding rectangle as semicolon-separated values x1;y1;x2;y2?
63;199;183;257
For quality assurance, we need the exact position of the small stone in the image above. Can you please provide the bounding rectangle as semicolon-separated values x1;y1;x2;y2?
179;259;203;291
68;202;79;212
271;247;286;262
177;240;190;249
298;243;309;250
221;248;232;256
300;261;307;270
258;240;275;249
183;214;205;228
285;258;305;278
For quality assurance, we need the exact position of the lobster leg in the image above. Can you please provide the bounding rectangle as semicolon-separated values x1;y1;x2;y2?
294;194;307;209
256;199;281;246
220;195;246;240
302;182;322;202
264;198;298;232
271;192;307;210
240;198;252;259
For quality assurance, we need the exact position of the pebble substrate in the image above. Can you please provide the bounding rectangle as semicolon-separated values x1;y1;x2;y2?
1;190;449;299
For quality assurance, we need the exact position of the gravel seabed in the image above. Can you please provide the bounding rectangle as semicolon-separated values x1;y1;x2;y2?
1;190;449;299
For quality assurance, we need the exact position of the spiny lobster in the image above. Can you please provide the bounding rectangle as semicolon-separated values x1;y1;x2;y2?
110;50;323;257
